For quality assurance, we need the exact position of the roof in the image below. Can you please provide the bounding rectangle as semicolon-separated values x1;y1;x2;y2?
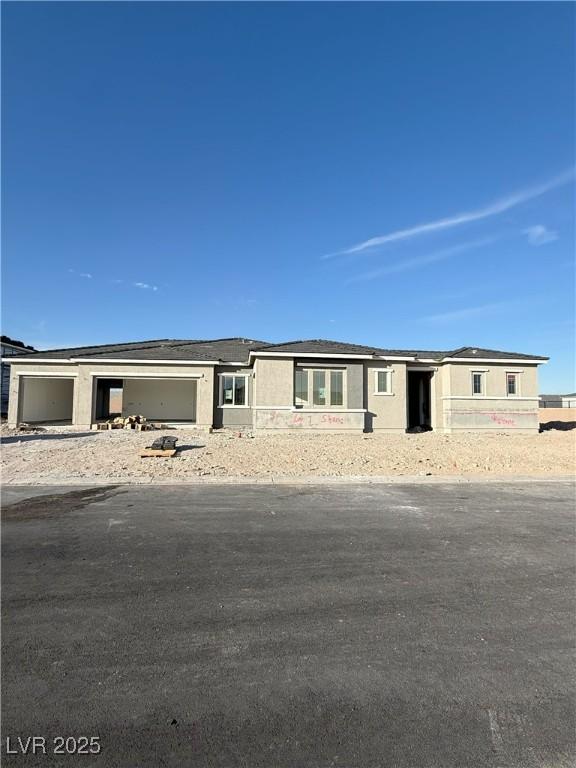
5;337;548;364
14;338;270;364
253;339;548;361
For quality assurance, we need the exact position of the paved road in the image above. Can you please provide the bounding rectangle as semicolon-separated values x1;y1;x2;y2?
2;482;574;767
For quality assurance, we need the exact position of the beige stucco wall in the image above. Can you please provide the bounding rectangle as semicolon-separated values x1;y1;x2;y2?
364;362;407;432
441;362;540;432
447;362;538;398
253;358;294;407
253;357;367;431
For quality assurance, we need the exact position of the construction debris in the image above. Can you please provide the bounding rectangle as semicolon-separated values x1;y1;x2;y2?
94;415;155;431
140;435;179;458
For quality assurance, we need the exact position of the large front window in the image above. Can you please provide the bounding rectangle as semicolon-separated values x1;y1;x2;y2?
220;375;248;406
294;368;346;407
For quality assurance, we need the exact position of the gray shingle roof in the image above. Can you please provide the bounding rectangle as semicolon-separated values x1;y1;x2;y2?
447;346;548;361
14;338;270;364
85;338;270;363
7;337;548;363
255;340;548;361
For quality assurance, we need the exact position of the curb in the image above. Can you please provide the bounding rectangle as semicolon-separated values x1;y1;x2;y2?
3;474;575;487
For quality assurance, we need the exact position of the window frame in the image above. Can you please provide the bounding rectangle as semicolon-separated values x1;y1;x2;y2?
219;373;250;408
471;370;486;396
293;367;347;409
506;371;520;397
374;368;393;396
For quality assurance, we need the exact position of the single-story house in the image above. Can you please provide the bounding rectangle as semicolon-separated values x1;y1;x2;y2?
539;393;576;408
4;337;548;433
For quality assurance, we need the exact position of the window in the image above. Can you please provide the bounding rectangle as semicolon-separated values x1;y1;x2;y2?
471;371;485;396
294;368;346;408
506;373;519;396
312;371;326;405
220;374;248;406
374;369;392;394
295;369;308;406
330;370;343;406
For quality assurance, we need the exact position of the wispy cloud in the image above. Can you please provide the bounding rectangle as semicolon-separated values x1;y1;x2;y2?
324;167;574;258
68;269;93;279
524;224;558;246
345;237;496;284
133;282;158;291
423;297;543;324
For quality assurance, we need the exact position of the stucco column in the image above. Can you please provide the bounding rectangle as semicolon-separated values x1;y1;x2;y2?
75;366;95;427
196;368;215;427
7;369;20;427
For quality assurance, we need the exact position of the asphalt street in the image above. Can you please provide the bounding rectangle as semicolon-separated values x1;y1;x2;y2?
2;482;575;767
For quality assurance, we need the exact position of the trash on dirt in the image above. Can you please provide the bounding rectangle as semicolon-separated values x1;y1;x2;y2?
140;435;179;458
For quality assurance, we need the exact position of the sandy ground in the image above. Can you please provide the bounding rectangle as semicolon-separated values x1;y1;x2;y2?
1;422;574;484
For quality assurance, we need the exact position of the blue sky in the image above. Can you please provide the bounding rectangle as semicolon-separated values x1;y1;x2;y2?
2;2;574;391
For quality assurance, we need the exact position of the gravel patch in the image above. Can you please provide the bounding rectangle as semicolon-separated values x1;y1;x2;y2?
1;424;574;484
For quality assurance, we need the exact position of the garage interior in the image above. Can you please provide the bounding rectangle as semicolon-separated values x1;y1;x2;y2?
19;377;75;425
94;378;198;424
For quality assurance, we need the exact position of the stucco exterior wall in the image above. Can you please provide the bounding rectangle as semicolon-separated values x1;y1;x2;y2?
253;358;294;407
253;357;367;431
6;356;544;434
441;362;540;432
364;362;407;432
254;408;365;431
213;366;253;428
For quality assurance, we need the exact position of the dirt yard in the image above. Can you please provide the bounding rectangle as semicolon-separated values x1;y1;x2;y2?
1;423;574;484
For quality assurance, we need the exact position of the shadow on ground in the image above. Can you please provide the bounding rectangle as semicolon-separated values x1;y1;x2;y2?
0;432;96;444
540;421;576;432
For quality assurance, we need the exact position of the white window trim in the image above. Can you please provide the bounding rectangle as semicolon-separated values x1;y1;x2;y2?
471;370;486;396
218;373;250;408
505;371;521;398
373;368;394;396
294;367;347;409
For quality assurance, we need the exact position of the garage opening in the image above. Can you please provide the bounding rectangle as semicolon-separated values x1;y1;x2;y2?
19;377;74;425
95;379;123;420
407;371;432;431
94;378;197;424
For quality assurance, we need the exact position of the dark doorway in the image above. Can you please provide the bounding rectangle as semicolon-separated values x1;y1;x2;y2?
95;379;123;420
407;371;432;430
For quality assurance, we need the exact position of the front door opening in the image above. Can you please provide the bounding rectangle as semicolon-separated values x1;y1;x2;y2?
95;379;123;421
407;371;432;431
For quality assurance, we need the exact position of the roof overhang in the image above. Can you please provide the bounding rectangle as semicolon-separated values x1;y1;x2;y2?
1;357;76;364
250;351;416;361
440;357;548;364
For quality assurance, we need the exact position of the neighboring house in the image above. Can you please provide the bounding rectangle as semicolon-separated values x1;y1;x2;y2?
3;337;548;433
539;393;576;408
1;336;36;415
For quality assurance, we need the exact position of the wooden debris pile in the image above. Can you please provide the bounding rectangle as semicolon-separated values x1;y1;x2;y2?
95;415;154;431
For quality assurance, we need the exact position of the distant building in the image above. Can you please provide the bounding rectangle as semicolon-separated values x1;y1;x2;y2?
539;393;576;408
1;336;36;414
